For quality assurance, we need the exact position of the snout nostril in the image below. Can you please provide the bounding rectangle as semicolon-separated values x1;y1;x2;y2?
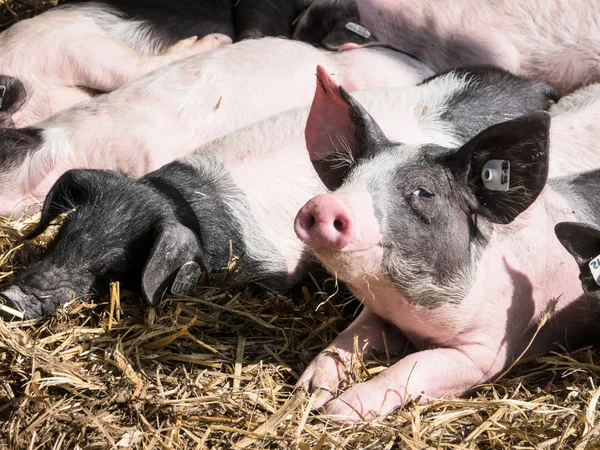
304;215;316;229
333;219;345;232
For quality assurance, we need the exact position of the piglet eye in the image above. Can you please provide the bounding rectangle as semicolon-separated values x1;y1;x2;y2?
412;188;433;198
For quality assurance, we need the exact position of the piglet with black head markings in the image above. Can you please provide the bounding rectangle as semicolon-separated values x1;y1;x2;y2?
0;65;560;319
295;73;600;423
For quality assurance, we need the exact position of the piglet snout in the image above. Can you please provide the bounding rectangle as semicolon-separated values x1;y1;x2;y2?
295;194;354;250
0;285;40;319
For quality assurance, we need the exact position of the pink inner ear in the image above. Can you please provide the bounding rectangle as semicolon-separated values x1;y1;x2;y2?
305;65;357;161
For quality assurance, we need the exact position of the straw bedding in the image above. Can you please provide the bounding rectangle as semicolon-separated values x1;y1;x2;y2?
0;1;599;448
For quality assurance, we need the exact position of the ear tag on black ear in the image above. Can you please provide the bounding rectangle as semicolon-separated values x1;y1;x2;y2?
171;261;202;296
481;160;510;192
345;22;371;39
588;255;600;286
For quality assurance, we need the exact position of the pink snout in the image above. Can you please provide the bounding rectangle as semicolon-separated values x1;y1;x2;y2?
295;194;354;250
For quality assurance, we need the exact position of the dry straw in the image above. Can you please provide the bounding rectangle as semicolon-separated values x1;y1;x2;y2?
0;1;599;448
1;214;599;450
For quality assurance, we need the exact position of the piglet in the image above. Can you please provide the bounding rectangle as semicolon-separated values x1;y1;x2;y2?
0;2;231;127
295;71;600;422
295;0;600;94
0;66;560;318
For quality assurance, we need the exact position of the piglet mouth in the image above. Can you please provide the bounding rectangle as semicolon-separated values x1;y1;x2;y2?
0;285;36;319
313;242;383;257
0;284;78;320
309;243;386;282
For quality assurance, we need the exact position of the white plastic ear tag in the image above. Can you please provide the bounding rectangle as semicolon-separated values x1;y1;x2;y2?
481;160;510;192
171;261;202;295
588;255;600;286
345;22;372;39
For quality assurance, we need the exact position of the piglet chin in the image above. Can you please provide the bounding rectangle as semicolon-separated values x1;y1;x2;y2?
313;244;385;282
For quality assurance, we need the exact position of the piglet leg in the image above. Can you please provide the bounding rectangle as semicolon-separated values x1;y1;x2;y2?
66;33;231;93
323;345;495;423
297;307;411;408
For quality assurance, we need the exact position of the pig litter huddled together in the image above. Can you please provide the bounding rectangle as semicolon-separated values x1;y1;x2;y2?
0;0;600;423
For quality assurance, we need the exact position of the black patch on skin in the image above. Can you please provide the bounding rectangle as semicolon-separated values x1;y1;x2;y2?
555;220;600;316
558;170;600;220
373;154;475;293
364;117;550;307
377;114;550;305
2;160;291;318
0;75;28;128
234;0;306;41
0;127;43;172
145;160;289;288
292;0;376;50
63;0;235;42
423;66;561;141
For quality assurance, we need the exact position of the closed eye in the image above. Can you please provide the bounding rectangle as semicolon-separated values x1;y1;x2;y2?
412;188;434;198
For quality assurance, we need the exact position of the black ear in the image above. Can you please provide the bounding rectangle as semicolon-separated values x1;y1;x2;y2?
555;222;600;266
0;74;27;127
555;221;600;314
305;65;391;190
141;222;206;306
24;169;124;240
292;0;371;49
446;111;551;224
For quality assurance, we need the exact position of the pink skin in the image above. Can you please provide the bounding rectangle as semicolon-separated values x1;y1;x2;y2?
295;184;598;422
354;0;600;94
1;6;230;127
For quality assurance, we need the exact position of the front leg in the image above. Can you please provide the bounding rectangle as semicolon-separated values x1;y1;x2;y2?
324;345;495;423
297;307;411;408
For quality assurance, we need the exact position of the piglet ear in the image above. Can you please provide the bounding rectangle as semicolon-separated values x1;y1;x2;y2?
305;65;390;190
25;169;123;240
555;222;600;266
141;222;206;306
0;75;27;127
447;112;551;224
555;221;600;314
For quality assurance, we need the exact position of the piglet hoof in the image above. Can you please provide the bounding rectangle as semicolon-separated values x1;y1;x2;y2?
164;34;231;60
324;378;405;424
338;43;362;52
192;33;232;52
296;349;351;409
